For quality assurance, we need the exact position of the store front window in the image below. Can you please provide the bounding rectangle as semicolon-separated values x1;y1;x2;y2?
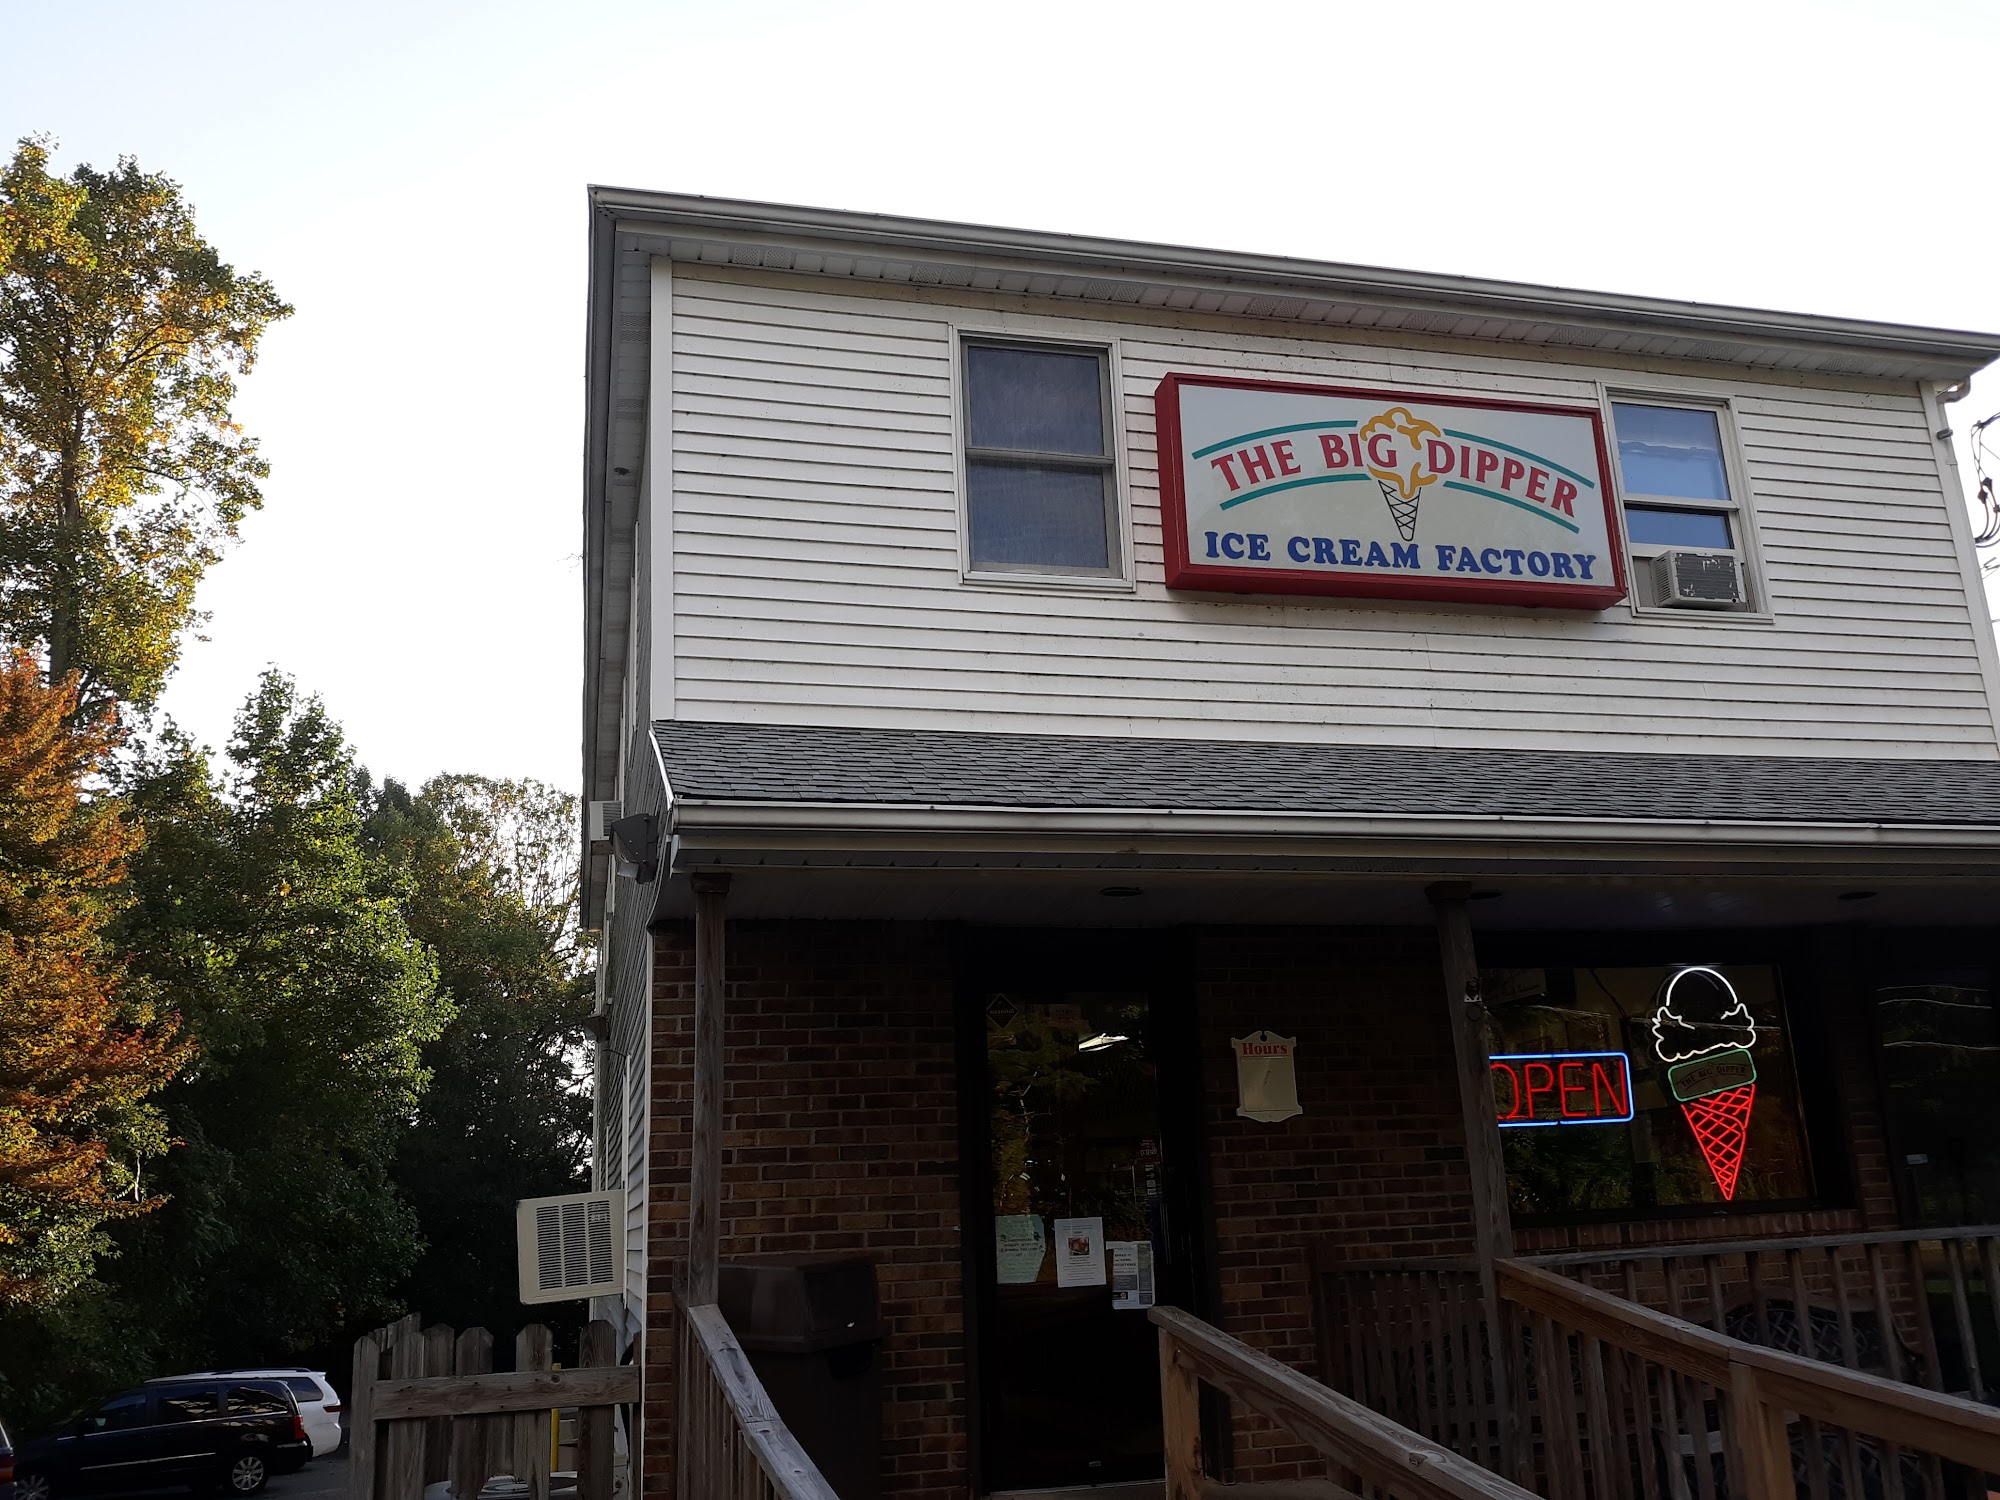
1485;964;1817;1221
1874;970;2000;1226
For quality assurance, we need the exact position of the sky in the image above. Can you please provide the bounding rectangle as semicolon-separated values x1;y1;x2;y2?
8;0;2000;792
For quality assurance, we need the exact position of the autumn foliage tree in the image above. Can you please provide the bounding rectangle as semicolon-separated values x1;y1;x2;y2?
0;136;291;713
0;652;186;1305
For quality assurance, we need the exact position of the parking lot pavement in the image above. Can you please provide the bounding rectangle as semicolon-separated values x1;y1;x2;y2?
269;1445;347;1500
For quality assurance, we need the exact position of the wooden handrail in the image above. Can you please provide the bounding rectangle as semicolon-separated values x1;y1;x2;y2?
1499;1260;2000;1474
1522;1224;2000;1268
1150;1306;1537;1500
680;1302;840;1500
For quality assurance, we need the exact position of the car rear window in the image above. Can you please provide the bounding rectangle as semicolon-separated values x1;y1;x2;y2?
227;1387;288;1417
158;1390;217;1422
283;1378;321;1400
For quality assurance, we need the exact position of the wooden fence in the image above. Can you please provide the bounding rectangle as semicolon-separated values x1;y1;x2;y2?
349;1314;638;1500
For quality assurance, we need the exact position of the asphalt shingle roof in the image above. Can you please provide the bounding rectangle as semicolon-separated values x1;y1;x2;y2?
652;721;2000;828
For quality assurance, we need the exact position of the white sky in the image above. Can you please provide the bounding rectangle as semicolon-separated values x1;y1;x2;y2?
9;0;2000;791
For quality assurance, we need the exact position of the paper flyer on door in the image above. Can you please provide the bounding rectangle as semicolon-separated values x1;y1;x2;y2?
1052;1216;1105;1287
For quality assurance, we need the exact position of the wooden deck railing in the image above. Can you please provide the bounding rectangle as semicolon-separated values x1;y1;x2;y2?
1314;1258;1506;1473
1317;1253;2000;1500
674;1302;838;1500
1501;1259;2000;1500
1151;1305;1540;1500
1524;1227;2000;1402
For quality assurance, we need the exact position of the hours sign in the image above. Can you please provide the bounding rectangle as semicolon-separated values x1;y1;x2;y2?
1156;373;1627;608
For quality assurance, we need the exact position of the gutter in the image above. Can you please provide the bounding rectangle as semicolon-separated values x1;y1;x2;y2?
666;796;2000;856
590;188;2000;375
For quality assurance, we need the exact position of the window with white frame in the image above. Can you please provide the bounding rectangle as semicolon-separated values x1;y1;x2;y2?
962;339;1120;578
1610;400;1759;612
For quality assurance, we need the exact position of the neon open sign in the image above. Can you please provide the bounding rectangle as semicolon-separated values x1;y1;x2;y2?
1492;1052;1634;1128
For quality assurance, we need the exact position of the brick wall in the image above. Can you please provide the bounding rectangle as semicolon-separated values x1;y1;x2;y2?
643;920;966;1500
1193;925;1471;1483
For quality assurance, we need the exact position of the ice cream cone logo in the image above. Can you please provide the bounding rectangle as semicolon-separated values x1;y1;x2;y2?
1360;407;1445;542
1651;967;1759;1200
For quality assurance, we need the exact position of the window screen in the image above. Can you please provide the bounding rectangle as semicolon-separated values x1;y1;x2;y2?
1486;964;1815;1220
1610;401;1756;611
1612;404;1730;501
963;342;1118;575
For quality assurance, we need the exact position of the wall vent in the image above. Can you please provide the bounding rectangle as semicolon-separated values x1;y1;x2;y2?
516;1189;624;1304
1651;551;1744;608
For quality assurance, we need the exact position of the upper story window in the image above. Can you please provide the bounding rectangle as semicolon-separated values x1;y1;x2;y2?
1611;400;1760;613
962;340;1121;579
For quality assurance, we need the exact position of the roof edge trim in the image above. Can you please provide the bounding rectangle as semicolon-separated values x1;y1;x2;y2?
589;187;2000;371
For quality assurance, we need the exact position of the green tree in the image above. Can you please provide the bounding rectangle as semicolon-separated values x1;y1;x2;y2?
0;653;186;1307
0;136;290;711
105;673;449;1362
367;776;592;1335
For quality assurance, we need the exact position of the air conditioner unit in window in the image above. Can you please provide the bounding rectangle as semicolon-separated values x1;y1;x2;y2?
1651;550;1745;608
587;800;622;843
516;1189;624;1304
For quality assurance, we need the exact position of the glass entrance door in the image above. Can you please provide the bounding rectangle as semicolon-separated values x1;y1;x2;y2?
963;932;1201;1493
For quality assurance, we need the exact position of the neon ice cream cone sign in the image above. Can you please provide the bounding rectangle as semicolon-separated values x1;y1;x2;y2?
1651;967;1759;1200
1359;407;1445;542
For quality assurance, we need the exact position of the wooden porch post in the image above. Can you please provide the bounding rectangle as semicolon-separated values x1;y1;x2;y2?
1426;880;1517;1474
687;872;731;1309
1426;881;1513;1267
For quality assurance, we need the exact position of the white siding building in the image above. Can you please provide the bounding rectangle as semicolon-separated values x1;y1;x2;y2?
581;194;2000;1500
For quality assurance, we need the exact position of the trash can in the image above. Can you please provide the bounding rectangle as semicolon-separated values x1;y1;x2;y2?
717;1255;884;1500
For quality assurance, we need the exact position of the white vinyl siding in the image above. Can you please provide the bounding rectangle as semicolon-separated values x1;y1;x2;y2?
660;271;2000;760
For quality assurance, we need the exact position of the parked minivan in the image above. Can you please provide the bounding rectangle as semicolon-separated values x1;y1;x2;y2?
12;1378;309;1500
151;1374;340;1461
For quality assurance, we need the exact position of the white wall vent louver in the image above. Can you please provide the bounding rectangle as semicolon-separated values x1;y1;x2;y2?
1650;550;1744;608
516;1189;624;1304
587;800;622;843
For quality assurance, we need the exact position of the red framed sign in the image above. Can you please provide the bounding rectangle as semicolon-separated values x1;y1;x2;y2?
1156;373;1627;608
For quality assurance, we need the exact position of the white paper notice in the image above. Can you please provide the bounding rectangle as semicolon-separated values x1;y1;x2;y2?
1109;1241;1156;1310
1233;1032;1302;1122
1052;1216;1105;1288
994;1214;1046;1285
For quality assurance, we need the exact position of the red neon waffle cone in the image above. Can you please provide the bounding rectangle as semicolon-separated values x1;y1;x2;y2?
1680;1083;1755;1200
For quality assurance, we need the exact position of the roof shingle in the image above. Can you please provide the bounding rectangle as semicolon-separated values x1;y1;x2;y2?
652;721;2000;828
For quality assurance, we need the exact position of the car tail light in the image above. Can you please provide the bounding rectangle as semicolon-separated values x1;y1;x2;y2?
324;1404;343;1415
0;1455;15;1483
291;1413;308;1442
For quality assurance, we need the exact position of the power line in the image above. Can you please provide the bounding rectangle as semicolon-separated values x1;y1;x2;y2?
1972;410;2000;548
